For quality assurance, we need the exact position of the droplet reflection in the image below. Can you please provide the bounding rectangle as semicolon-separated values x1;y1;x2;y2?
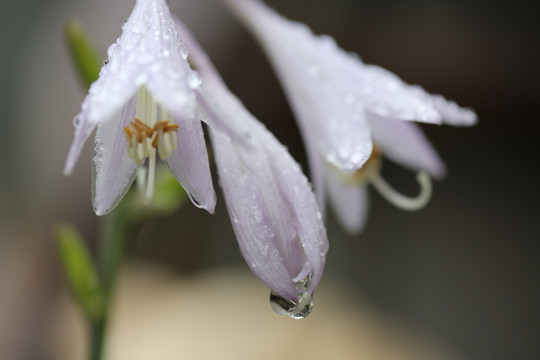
270;291;313;319
269;274;314;319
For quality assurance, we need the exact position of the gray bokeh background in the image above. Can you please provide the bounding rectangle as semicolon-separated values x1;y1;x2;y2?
1;0;538;359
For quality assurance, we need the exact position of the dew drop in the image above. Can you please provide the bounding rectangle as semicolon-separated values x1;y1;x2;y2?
179;42;189;60
188;71;201;89
107;43;118;58
72;115;81;128
132;20;147;34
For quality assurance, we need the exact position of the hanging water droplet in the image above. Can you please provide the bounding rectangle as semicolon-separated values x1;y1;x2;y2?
269;274;313;319
269;291;313;319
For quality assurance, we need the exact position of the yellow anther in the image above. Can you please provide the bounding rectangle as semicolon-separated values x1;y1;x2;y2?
124;118;179;162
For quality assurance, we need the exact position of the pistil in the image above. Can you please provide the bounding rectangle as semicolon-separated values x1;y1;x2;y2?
333;144;433;211
369;171;432;211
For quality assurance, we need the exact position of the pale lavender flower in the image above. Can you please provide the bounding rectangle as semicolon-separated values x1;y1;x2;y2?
220;0;477;233
64;0;215;215
176;20;329;318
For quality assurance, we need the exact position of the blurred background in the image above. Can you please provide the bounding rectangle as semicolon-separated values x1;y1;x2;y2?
1;0;538;359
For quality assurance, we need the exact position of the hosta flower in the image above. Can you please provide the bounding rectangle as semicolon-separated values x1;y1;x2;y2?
220;0;477;233
64;0;215;215
176;19;329;318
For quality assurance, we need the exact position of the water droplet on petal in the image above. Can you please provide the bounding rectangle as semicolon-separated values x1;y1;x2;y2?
188;71;201;89
179;42;189;60
269;291;313;319
72;115;81;128
107;43;118;58
132;20;147;34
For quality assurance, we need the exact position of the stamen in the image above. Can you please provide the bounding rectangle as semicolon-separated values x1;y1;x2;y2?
145;150;156;202
124;86;179;202
369;171;432;211
136;166;147;196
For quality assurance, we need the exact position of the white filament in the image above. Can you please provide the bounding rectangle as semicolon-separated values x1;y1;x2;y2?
369;171;432;211
145;151;156;202
132;85;161;203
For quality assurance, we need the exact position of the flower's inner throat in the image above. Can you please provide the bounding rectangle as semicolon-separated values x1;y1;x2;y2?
123;85;179;202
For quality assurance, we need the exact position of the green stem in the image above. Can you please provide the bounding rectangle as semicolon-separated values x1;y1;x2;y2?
90;317;106;360
99;210;129;297
90;207;131;360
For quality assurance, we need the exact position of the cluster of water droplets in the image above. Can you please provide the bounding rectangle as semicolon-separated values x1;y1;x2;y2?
93;137;106;164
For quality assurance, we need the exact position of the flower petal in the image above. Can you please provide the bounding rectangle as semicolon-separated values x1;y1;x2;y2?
326;172;370;234
210;129;299;300
260;124;329;294
92;97;138;216
222;0;375;172
366;114;447;178
177;16;328;299
83;0;197;125
202;81;328;299
165;114;216;213
64;111;95;175
223;0;445;123
431;93;478;126
210;116;328;299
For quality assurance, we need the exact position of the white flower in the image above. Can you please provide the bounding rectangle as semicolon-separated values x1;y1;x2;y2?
176;19;329;318
220;0;477;233
64;0;215;215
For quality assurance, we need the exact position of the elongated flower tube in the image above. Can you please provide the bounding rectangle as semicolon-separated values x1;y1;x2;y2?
176;19;329;318
220;0;477;233
64;0;216;215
